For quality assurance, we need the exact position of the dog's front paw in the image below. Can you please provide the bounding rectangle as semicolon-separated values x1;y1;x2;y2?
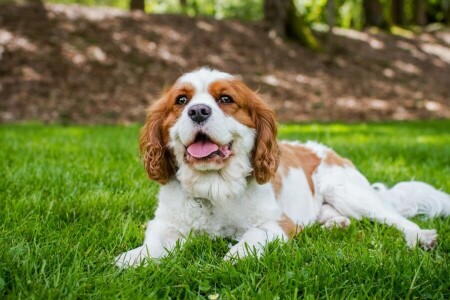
223;243;262;263
115;246;148;268
323;216;351;229
406;229;437;250
223;245;246;263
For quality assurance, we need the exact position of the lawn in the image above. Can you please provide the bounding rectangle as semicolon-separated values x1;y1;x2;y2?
1;121;449;299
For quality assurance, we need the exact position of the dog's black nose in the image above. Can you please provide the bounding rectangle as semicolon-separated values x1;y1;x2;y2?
188;104;212;123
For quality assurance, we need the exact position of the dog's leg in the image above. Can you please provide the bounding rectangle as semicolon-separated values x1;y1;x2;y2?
318;167;437;250
223;221;287;262
318;204;351;229
115;219;182;268
375;212;437;250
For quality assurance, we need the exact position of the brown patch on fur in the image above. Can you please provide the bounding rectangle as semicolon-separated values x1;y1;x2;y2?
272;143;321;197
139;83;195;184
209;79;280;184
271;167;284;199
324;151;353;167
279;214;302;238
208;80;255;128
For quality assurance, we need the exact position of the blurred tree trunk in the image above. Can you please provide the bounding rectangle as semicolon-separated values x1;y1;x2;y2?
130;0;145;11
264;0;289;37
445;0;450;24
326;0;335;54
180;0;188;12
264;0;320;50
391;0;405;25
413;0;427;26
363;0;385;27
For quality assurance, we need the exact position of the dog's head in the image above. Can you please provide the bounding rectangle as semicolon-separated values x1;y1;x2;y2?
140;68;279;197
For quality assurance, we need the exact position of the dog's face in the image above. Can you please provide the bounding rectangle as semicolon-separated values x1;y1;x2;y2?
140;68;279;190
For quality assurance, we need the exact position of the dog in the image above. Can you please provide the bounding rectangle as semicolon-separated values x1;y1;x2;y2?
115;67;450;267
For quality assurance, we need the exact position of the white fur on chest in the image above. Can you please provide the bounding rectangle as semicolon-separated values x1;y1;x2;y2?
154;180;283;240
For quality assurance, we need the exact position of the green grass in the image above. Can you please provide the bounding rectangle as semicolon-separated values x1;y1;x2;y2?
1;121;449;299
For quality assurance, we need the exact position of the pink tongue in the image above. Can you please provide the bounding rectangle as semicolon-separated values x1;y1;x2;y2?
187;140;219;158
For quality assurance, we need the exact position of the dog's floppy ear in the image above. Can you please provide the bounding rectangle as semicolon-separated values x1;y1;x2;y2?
247;88;280;184
139;95;176;184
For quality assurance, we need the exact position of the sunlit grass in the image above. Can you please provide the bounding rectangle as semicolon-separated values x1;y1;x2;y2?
0;121;449;298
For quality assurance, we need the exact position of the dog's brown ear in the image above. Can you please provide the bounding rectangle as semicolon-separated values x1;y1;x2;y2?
247;88;280;184
139;96;176;184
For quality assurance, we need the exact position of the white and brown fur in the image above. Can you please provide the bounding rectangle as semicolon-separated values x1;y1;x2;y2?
116;68;450;267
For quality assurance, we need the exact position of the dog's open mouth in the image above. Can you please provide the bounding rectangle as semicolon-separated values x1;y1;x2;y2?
186;133;233;161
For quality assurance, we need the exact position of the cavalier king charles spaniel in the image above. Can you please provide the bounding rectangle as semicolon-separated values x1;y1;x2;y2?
116;67;450;267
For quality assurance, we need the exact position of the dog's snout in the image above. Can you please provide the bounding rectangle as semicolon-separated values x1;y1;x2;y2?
188;104;212;123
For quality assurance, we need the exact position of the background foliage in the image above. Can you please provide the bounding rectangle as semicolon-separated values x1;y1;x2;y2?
41;0;450;25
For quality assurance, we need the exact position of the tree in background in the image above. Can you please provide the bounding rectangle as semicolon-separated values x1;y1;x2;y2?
326;0;335;54
414;0;427;25
391;0;405;25
363;0;386;27
180;0;187;12
130;0;144;11
264;0;320;50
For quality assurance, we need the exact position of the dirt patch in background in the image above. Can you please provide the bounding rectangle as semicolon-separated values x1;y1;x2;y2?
1;3;449;124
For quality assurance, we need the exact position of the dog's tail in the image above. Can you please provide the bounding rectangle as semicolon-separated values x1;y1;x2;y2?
372;181;450;218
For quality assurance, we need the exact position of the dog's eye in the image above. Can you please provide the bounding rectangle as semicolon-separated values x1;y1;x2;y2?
218;95;233;104
176;95;188;105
